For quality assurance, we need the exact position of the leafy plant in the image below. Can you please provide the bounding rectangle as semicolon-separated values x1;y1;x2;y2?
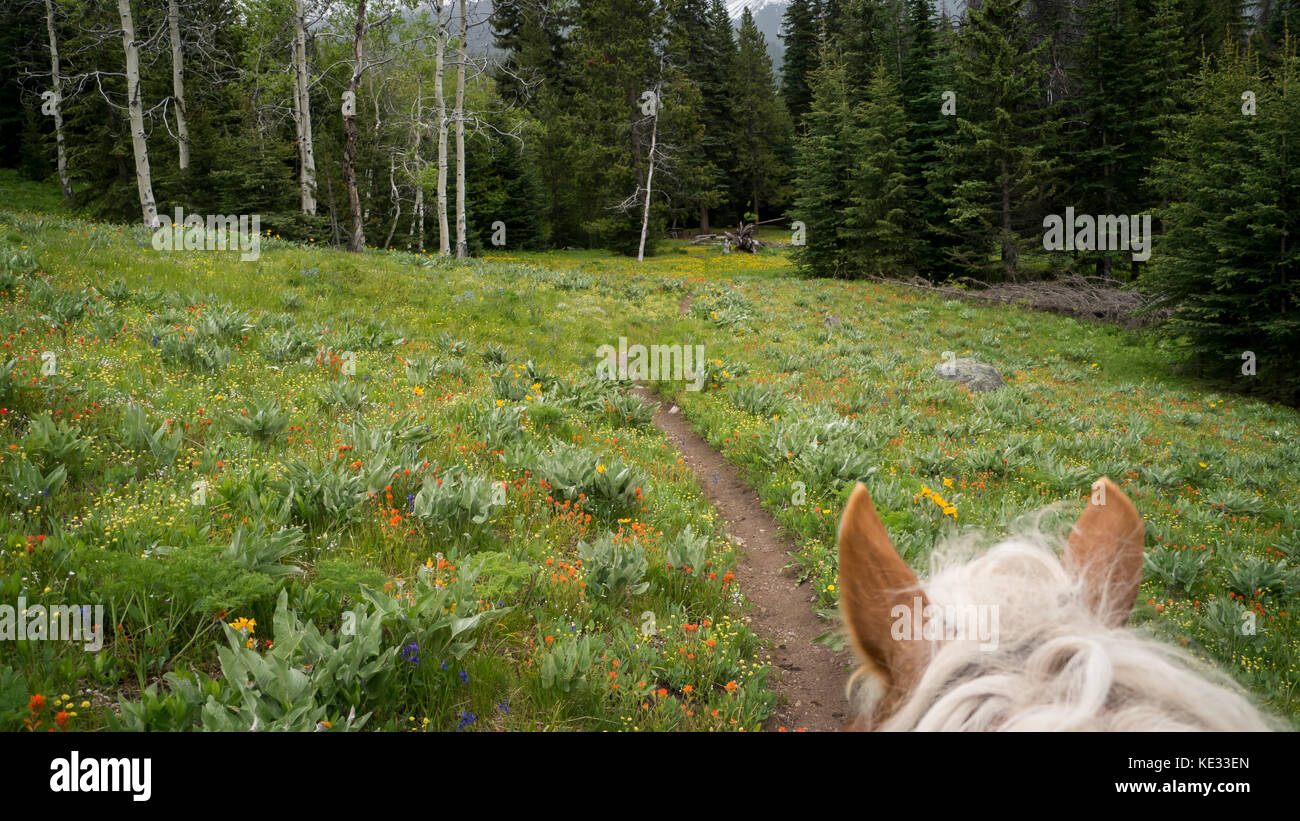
22;414;90;477
1223;554;1295;599
277;461;368;528
117;403;183;467
665;526;711;572
228;398;290;442
321;377;368;412
728;383;784;417
1144;546;1210;593
262;329;316;364
201;591;395;730
222;525;307;577
2;458;66;509
540;635;600;694
603;391;657;427
578;533;650;599
410;470;504;536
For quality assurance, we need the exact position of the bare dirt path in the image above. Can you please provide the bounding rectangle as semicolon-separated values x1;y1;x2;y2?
632;384;853;731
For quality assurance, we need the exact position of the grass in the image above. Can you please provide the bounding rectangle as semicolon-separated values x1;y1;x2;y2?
2;167;1297;730
654;278;1300;723
0;172;773;731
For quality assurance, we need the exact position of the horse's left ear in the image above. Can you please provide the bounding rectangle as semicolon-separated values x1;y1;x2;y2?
1065;477;1145;627
838;483;930;705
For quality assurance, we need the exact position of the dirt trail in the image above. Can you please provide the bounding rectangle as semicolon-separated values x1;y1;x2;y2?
632;384;853;731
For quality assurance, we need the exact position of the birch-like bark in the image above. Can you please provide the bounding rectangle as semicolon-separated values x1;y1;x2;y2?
292;0;317;214
167;0;190;170
383;153;400;248
43;0;72;201
117;0;159;229
343;0;367;252
636;88;660;263
412;76;424;251
453;0;467;259
434;4;450;255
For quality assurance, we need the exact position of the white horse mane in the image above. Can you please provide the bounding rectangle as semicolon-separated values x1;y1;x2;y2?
849;529;1279;731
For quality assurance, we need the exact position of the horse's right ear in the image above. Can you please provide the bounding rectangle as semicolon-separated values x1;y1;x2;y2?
1065;477;1145;628
838;483;929;703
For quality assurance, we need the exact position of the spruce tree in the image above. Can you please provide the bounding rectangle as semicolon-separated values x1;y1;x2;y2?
732;8;792;222
1072;0;1150;278
780;0;820;130
843;60;911;275
565;0;662;253
900;0;957;279
790;48;856;277
1143;38;1300;403
938;0;1061;281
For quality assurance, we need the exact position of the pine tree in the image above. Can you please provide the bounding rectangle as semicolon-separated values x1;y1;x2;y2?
790;48;856;277
899;0;957;279
780;0;821;129
1139;0;1194;209
1072;0;1150;278
938;0;1061;281
1143;37;1300;403
731;8;791;222
843;60;910;275
564;0;662;253
833;0;886;93
664;0;730;231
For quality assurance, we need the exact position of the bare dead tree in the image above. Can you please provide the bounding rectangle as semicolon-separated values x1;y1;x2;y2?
41;0;73;201
117;0;159;229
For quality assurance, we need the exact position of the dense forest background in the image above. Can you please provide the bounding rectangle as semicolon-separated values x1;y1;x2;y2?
0;0;1297;400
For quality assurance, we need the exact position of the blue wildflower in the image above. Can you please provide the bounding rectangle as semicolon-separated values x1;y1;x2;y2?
402;642;420;666
458;670;469;684
456;711;477;731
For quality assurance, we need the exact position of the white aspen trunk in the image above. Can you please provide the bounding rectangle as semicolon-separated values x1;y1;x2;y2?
167;0;190;171
412;76;425;251
636;88;660;264
293;0;317;214
383;153;400;248
43;0;72;201
343;0;367;252
454;0;467;259
365;78;380;223
117;0;159;229
434;6;450;256
416;189;425;251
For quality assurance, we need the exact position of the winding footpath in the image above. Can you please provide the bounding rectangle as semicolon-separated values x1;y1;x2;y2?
628;291;854;731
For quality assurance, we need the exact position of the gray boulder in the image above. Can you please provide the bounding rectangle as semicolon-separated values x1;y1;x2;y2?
934;357;1005;392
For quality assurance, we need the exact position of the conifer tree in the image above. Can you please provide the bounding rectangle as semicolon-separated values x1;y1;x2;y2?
780;0;820;130
1072;0;1150;278
843;60;910;275
1143;37;1300;403
938;0;1061;281
790;48;856;277
899;0;957;279
732;8;791;222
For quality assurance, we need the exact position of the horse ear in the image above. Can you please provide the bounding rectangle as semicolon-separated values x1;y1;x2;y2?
1065;477;1145;628
838;483;929;698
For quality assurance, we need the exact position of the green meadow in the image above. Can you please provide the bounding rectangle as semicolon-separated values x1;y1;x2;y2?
1;170;1297;730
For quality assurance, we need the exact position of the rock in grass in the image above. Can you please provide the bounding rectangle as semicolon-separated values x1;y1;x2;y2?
935;357;1005;392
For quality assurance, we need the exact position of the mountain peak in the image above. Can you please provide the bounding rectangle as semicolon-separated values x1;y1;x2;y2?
726;0;788;20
